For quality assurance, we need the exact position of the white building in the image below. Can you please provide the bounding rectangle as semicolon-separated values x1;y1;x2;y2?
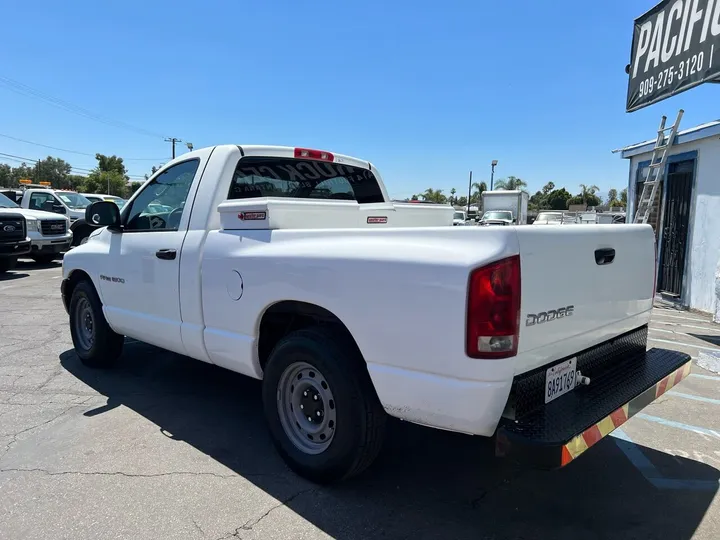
616;120;720;315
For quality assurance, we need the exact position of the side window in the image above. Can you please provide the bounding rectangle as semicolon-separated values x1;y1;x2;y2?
124;159;200;232
29;193;52;212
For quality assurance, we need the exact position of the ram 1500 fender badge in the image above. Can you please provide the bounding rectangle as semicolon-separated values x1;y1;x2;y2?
526;305;574;327
100;274;125;284
238;212;266;221
367;216;387;224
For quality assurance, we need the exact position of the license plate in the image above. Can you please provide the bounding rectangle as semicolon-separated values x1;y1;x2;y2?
545;357;577;404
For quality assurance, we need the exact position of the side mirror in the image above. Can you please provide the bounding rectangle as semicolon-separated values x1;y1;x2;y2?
86;201;121;229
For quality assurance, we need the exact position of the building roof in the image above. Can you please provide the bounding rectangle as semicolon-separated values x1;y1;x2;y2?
613;119;720;159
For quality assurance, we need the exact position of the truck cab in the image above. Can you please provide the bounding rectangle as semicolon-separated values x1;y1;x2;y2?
480;190;529;226
17;188;94;246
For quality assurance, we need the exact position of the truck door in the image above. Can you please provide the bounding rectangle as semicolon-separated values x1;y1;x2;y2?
99;159;202;355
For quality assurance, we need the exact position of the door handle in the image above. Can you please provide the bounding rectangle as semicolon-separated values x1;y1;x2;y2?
595;248;615;266
155;249;177;260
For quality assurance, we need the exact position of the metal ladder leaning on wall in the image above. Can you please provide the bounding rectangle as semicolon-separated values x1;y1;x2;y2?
633;109;684;224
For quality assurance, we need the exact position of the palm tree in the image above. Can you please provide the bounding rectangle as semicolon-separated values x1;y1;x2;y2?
494;176;527;191
579;183;600;205
471;181;487;204
421;188;447;204
450;188;457;205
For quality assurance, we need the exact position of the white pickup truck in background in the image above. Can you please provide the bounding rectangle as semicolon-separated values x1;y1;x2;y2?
0;191;72;263
61;145;691;483
13;187;95;246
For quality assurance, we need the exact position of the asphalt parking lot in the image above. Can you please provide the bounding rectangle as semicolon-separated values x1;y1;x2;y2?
1;260;719;540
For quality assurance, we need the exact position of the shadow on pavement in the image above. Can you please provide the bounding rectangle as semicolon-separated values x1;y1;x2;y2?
16;259;63;271
689;334;720;347
0;271;30;281
60;341;718;540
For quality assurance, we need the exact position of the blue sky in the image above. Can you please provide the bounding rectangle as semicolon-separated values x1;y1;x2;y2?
1;0;717;199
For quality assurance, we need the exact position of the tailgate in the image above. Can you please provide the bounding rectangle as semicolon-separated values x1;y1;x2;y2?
514;224;656;375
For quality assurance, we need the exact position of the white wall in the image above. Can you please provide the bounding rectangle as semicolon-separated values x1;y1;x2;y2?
627;136;720;314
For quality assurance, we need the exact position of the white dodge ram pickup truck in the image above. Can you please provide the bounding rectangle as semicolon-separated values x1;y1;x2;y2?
61;145;691;483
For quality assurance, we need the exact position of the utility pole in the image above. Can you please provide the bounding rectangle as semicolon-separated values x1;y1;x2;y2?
165;137;193;159
165;137;181;159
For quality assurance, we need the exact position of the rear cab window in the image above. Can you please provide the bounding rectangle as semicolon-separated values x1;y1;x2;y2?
227;157;385;204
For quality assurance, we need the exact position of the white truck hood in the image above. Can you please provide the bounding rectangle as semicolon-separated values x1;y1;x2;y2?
6;208;68;221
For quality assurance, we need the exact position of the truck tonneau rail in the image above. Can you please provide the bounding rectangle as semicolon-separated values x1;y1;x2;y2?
496;326;692;469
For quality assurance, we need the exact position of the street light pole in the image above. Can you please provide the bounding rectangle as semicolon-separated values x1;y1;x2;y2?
490;160;498;190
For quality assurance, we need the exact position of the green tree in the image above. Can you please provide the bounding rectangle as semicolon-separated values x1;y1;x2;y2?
95;154;128;178
456;196;467;207
620;188;628;205
35;156;72;188
542;181;555;195
470;181;487;204
9;163;35;187
0;164;11;187
606;188;618;204
88;154;129;196
546;188;573;210
420;188;448;204
528;190;544;211
578;183;600;205
410;194;419;201
494;176;528;192
450;188;457;205
66;174;88;191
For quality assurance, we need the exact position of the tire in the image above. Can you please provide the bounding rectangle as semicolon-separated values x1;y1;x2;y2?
71;227;91;247
262;326;386;484
31;254;57;264
0;257;17;274
69;279;124;368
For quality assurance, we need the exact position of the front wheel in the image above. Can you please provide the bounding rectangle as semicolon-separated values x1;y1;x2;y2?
71;226;91;247
69;280;124;368
262;327;386;484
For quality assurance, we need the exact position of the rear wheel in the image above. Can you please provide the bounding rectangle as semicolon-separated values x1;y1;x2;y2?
69;280;124;368
262;327;386;484
0;257;17;274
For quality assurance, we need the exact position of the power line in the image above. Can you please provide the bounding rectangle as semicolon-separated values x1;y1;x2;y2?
0;75;172;140
0;133;168;161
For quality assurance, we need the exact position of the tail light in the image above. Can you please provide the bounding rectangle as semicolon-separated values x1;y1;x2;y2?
466;255;521;359
294;148;334;162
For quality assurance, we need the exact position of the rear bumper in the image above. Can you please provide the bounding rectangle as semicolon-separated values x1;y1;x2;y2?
495;346;692;469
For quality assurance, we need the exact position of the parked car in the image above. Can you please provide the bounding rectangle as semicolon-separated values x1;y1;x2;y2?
62;144;690;484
